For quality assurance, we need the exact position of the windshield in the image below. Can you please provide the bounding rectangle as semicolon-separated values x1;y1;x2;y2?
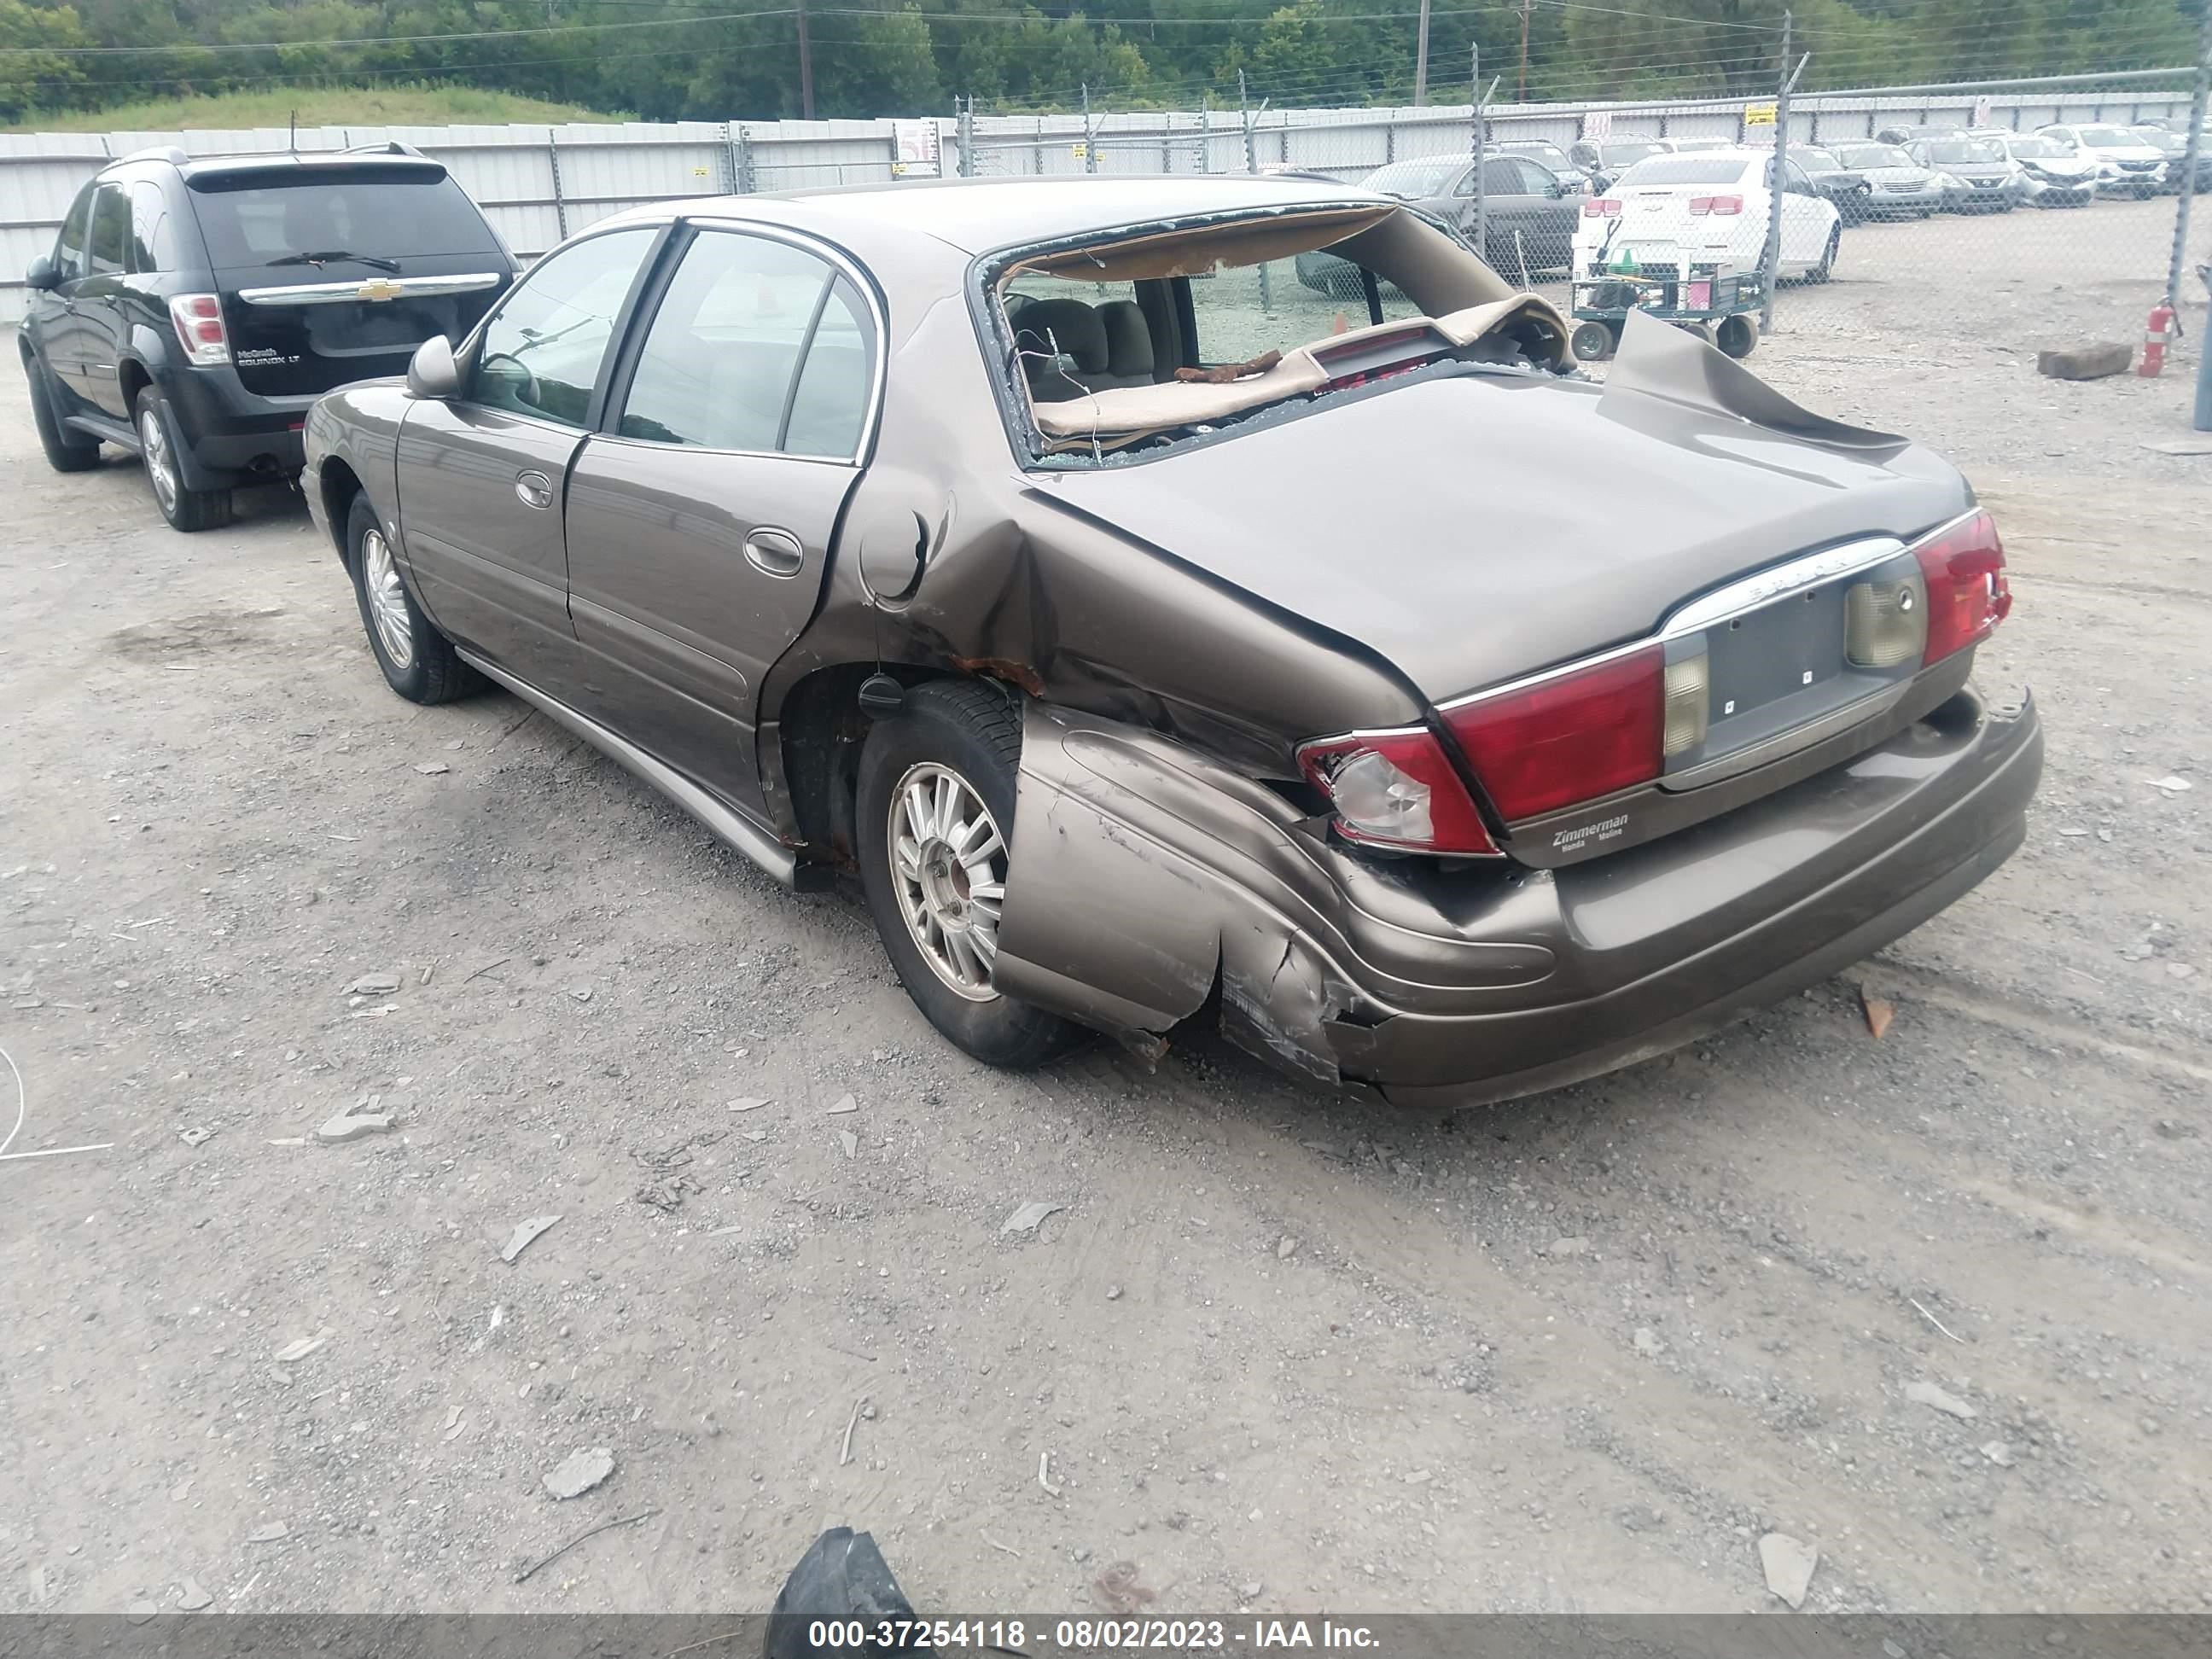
1795;148;1842;172
2006;136;2067;159
2129;127;2180;149
2079;125;2141;147
186;166;490;269
1925;139;2005;165
1615;154;1754;187
1361;158;1463;198
1837;143;1913;168
1601;140;1668;166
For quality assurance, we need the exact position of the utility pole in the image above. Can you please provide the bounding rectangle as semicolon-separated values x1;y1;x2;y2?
795;0;816;120
1412;0;1431;107
1516;0;1530;102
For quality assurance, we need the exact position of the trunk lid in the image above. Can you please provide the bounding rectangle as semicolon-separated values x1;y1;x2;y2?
1036;370;1969;707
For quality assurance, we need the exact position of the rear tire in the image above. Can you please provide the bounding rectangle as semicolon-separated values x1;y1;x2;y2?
857;679;1079;1070
1714;314;1757;358
346;492;481;704
133;387;230;533
25;355;99;473
1809;224;1840;284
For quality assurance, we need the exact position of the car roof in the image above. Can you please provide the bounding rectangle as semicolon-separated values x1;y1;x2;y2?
606;174;1387;256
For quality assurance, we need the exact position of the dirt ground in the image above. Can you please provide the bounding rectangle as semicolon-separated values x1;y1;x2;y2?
3;230;2211;1620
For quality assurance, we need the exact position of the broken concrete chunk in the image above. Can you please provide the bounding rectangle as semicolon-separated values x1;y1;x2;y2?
1001;1200;1065;1237
316;1109;396;1144
246;1522;289;1544
837;1128;859;1160
1980;1441;2015;1467
824;1093;858;1114
542;1447;615;1500
345;973;402;996
412;761;451;775
727;1097;771;1113
178;1126;213;1147
2035;343;2130;381
501;1214;562;1264
125;1603;159;1626
1904;1379;1977;1420
1757;1532;1818;1610
273;1332;328;1364
175;1576;213;1612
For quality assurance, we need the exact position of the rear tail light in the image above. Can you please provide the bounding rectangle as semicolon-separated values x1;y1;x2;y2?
1581;197;1623;217
168;294;231;367
1297;728;1498;856
1911;509;2011;665
1688;194;1744;215
1443;647;1667;823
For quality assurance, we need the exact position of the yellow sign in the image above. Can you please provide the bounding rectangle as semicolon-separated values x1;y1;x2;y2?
1071;142;1089;160
1744;102;1778;126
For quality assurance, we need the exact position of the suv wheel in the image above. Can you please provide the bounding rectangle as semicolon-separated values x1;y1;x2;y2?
346;493;480;704
25;356;99;473
856;679;1079;1069
133;388;232;533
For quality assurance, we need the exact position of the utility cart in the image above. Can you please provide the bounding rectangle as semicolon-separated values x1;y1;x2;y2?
1569;260;1763;362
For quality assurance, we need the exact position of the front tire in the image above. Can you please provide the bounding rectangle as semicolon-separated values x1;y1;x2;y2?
857;680;1077;1069
133;387;230;533
1809;224;1840;284
346;492;480;704
25;356;99;473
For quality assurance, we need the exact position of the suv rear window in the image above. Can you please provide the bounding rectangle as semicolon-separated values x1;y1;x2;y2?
186;166;492;268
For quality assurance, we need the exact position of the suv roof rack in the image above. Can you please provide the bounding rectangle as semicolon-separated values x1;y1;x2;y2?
116;145;193;167
346;140;427;158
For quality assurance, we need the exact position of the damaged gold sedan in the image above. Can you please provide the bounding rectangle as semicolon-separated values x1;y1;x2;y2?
303;175;2041;1107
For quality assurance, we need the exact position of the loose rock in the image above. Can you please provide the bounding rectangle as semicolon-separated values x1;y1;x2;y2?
316;1109;396;1144
1001;1200;1066;1237
2035;343;2130;381
175;1577;213;1612
345;974;402;996
247;1522;289;1544
501;1214;562;1264
1543;1236;1592;1257
1905;1379;1977;1420
542;1447;616;1500
1981;1441;2016;1467
1757;1532;1819;1610
838;1128;859;1160
1276;1235;1299;1260
825;1094;859;1115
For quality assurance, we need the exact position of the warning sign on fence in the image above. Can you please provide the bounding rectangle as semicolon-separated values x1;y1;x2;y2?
1743;101;1778;126
891;119;940;178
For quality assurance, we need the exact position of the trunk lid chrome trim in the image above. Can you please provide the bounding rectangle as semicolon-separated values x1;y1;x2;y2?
236;272;505;306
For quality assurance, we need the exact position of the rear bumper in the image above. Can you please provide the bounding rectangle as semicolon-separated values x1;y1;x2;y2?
162;364;313;487
996;685;2040;1108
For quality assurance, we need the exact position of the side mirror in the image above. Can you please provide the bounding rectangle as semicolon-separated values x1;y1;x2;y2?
24;255;56;292
405;335;459;401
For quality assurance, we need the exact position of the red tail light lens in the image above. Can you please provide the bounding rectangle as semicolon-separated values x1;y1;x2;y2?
168;293;231;367
1443;646;1665;822
1580;197;1623;217
1687;193;1743;215
1297;727;1498;856
1912;509;2011;665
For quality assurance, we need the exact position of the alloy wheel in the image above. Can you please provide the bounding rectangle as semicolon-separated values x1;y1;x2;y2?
140;409;178;516
888;761;1007;1002
360;527;416;672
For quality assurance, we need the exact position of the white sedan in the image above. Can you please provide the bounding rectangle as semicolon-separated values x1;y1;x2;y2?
1571;149;1842;285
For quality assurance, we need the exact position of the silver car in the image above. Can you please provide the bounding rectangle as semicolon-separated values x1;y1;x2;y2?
1830;142;1944;219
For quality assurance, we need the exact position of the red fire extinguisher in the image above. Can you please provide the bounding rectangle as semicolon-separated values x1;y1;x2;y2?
2142;301;2175;378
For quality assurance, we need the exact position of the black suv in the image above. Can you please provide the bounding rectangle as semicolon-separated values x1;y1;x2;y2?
18;146;515;532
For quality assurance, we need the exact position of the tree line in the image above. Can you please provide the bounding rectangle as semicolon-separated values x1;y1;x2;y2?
2;0;2202;126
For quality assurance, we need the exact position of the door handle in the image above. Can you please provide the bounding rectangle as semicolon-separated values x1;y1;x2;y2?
514;470;554;510
742;527;806;579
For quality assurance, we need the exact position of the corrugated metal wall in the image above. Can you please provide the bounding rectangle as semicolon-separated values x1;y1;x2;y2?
2;79;2197;322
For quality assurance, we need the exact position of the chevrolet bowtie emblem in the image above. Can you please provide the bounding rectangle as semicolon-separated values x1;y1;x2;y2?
357;278;405;302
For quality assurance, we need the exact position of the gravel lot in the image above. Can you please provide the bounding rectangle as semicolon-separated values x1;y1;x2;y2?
3;212;2212;1622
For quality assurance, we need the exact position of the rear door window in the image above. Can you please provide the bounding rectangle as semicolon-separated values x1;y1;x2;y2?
473;227;658;428
187;166;493;269
128;182;177;274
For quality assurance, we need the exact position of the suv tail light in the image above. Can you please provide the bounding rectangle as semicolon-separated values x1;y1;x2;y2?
1297;727;1498;856
1580;197;1623;217
1688;194;1744;215
168;294;231;367
1912;509;2011;664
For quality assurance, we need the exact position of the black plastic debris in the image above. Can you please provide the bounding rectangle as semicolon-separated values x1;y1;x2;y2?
765;1528;935;1657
